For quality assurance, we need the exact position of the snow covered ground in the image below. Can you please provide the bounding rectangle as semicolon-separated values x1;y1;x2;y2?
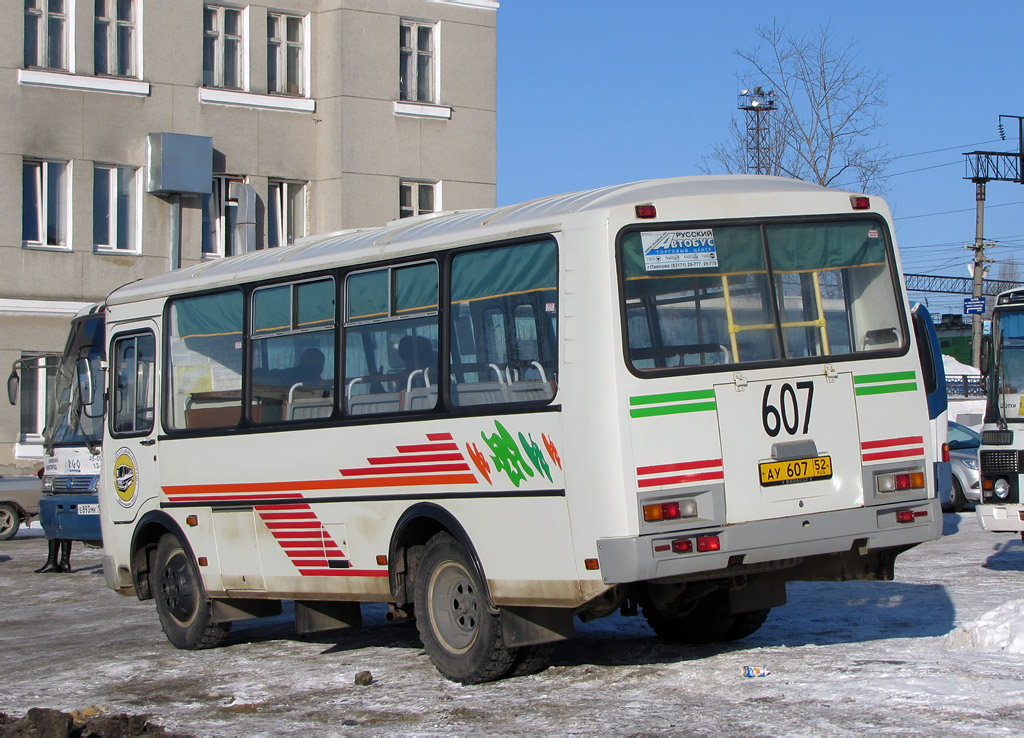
3;514;1024;735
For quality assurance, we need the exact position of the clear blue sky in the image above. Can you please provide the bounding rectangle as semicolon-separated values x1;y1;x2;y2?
495;1;1024;314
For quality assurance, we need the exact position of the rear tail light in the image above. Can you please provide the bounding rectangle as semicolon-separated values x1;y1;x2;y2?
671;539;693;553
643;499;698;522
877;471;926;493
696;535;721;552
941;443;950;463
635;204;657;219
850;195;870;210
896;510;928;524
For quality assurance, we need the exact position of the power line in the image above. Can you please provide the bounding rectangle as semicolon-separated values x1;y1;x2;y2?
894;200;1024;221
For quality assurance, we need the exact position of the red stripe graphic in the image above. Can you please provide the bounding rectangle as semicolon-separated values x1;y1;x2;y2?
636;457;724;489
163;432;478;502
861;436;924;450
861;435;925;463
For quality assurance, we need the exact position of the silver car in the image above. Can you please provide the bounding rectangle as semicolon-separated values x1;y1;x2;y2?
0;473;42;540
945;420;981;513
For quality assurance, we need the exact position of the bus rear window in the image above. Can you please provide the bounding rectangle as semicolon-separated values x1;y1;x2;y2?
620;219;905;372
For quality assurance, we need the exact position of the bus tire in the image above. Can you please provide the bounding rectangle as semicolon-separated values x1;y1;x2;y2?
725;608;771;641
414;532;514;684
0;503;20;540
507;642;555;678
153;535;229;650
642;591;736;644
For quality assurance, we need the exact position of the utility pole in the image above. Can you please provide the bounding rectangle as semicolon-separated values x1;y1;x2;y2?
968;182;993;367
963;114;1024;368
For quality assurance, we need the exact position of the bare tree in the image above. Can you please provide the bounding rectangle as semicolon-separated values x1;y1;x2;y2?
700;22;890;191
999;256;1020;283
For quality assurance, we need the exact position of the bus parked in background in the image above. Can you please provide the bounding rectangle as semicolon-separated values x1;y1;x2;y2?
8;305;105;571
910;304;951;510
976;287;1024;534
98;176;941;683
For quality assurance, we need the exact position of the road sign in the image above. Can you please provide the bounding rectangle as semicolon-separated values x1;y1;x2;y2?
964;297;986;315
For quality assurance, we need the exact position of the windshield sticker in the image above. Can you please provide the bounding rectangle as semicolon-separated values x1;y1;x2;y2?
641;229;718;271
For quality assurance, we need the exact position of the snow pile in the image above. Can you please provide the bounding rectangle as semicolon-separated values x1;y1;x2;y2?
947;599;1024;653
943;354;979;376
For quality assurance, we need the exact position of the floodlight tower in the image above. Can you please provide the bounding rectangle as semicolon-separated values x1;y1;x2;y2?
738;87;777;175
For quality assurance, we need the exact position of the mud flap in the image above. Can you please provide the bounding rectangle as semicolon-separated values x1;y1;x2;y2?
728;578;787;614
294;601;363;634
211;598;282;623
500;606;575;648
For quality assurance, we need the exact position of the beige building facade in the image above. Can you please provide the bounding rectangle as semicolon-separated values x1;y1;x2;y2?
1;0;497;472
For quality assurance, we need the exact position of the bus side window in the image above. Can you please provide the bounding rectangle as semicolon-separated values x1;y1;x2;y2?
343;262;438;415
167;291;243;430
111;333;155;435
449;239;558;407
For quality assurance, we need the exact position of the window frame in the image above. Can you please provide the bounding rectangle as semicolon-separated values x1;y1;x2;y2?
109;331;157;438
158;236;561;437
615;214;911;380
202;174;246;259
399;179;439;219
93;163;141;253
399;18;437;104
267;11;307;97
24;0;69;71
267;179;307;248
22;158;70;250
17;352;59;446
94;0;138;78
203;3;247;90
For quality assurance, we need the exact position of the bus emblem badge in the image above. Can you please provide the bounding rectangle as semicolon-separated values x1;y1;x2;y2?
113;447;140;507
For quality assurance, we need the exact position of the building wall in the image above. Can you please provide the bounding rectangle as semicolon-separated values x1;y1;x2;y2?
0;0;497;472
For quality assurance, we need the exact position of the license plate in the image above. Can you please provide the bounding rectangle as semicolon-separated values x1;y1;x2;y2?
759;455;832;487
77;503;100;515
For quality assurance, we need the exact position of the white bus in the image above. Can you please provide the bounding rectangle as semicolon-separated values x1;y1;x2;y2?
975;287;1024;534
99;176;941;683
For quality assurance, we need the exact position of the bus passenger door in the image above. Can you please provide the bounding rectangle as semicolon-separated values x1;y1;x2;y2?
106;325;161;524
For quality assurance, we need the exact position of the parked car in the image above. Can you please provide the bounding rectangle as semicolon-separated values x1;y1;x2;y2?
0;473;42;540
945;420;981;513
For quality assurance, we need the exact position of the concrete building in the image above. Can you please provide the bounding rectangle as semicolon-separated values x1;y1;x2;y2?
0;0;498;472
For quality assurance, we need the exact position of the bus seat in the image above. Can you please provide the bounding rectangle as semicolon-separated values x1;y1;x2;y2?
403;386;438;411
452;381;509;406
506;379;555;403
347;392;401;415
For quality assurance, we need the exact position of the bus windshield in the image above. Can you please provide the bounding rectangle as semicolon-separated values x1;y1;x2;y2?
46;313;105;451
995;310;1024;397
620;218;906;372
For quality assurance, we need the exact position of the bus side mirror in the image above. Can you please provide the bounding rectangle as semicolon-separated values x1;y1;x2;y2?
77;357;95;408
6;369;18;406
980;335;992;377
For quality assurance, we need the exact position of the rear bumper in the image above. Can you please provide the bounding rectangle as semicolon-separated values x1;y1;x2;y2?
976;503;1024;533
596;499;941;584
38;495;102;543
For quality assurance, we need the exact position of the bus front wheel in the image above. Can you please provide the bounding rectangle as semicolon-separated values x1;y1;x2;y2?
153;535;229;649
414;532;515;683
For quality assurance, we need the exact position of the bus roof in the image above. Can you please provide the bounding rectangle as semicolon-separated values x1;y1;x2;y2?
107;174;849;306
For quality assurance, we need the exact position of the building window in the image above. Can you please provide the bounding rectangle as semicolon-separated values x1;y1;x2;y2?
268;179;306;248
202;175;245;258
18;353;58;443
95;0;136;77
267;13;304;96
23;159;68;248
24;0;68;71
400;20;435;103
204;4;244;89
94;165;139;252
399;180;437;219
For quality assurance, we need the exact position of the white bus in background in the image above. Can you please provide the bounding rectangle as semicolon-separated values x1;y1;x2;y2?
98;175;941;683
8;305;105;570
975;288;1024;534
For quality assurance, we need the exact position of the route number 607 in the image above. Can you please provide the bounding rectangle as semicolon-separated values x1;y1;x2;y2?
761;382;814;437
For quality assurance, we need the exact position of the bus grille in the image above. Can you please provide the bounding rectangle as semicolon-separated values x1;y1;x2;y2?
51;476;98;493
981;450;1020;474
982;430;1014;446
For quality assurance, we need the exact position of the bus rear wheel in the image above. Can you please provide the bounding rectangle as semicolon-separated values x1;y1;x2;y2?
153;535;229;650
414;532;515;684
643;590;769;644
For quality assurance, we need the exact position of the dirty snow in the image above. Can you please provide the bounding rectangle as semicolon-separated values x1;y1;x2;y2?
3;515;1024;735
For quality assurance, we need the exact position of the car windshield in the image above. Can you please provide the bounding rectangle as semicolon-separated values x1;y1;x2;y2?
948;421;980;446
